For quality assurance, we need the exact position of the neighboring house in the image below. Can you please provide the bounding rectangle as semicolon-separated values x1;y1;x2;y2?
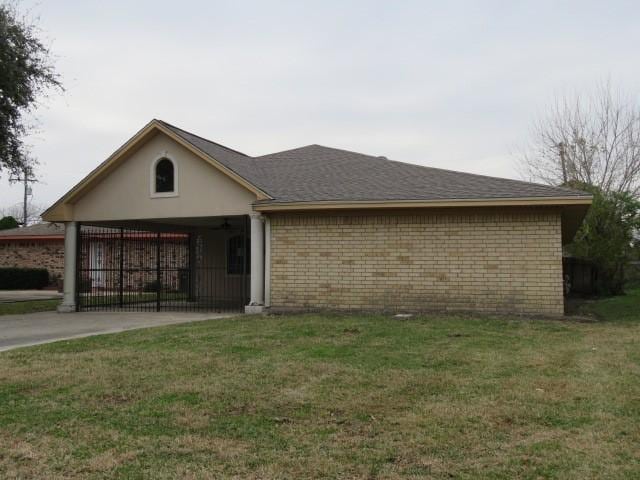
43;119;592;315
0;223;65;283
0;223;185;292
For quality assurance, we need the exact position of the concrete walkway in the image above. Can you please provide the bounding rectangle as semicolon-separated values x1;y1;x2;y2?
0;311;237;352
0;290;63;303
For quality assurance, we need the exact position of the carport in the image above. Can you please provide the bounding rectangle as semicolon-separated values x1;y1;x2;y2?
75;216;251;312
42;120;270;314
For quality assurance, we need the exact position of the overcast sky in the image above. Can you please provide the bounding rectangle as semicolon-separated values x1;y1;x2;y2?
2;0;639;212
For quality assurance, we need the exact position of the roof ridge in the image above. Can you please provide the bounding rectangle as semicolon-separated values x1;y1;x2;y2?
254;144;322;159
304;144;385;159
156;119;250;158
255;143;387;161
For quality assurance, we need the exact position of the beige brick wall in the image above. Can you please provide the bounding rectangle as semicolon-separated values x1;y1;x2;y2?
269;208;564;316
0;240;65;281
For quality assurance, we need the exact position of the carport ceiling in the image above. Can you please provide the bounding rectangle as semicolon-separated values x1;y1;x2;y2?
81;216;246;232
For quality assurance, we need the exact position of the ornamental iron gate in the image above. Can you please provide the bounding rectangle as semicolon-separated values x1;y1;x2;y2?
76;221;249;312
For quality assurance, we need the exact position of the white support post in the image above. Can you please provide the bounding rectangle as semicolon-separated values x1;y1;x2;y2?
264;216;271;307
245;212;265;313
58;221;78;313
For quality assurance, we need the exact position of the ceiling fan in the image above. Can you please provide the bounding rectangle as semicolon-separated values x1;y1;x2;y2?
209;218;233;231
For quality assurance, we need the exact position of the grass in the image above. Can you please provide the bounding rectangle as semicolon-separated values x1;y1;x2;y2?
79;291;188;307
0;299;60;316
0;291;639;478
574;286;640;323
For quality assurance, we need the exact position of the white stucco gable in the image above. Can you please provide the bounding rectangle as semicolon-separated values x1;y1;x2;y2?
43;121;262;222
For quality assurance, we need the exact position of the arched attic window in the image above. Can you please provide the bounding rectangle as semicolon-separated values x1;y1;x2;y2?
155;158;174;192
150;156;178;197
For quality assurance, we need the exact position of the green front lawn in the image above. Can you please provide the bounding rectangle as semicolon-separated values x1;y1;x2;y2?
0;291;639;478
0;299;60;316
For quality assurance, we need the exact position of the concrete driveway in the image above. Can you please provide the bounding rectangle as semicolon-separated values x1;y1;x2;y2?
0;311;237;352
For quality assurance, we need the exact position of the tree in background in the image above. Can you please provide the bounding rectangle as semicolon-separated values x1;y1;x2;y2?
521;82;640;294
0;2;62;177
566;183;640;295
0;215;19;230
0;201;45;226
520;81;640;198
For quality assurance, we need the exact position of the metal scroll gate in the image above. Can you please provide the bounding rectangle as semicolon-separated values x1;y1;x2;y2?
76;224;249;312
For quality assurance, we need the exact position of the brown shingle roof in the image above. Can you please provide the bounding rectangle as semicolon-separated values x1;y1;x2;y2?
0;222;64;237
159;120;591;204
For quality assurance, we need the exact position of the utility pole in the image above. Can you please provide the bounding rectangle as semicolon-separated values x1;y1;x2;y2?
9;163;38;227
558;141;568;184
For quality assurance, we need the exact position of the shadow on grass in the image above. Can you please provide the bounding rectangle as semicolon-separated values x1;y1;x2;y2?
565;287;640;323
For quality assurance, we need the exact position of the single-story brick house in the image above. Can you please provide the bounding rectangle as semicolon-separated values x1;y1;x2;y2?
0;223;65;282
43;119;591;315
0;223;188;293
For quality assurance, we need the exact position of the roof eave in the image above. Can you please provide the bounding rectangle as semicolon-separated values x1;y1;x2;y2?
252;196;593;212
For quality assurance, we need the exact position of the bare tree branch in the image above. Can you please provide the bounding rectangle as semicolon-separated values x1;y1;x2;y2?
0;201;46;226
519;81;640;197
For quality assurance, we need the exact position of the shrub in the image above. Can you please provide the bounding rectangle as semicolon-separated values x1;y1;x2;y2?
0;216;19;230
567;185;640;295
143;280;160;292
0;268;49;289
